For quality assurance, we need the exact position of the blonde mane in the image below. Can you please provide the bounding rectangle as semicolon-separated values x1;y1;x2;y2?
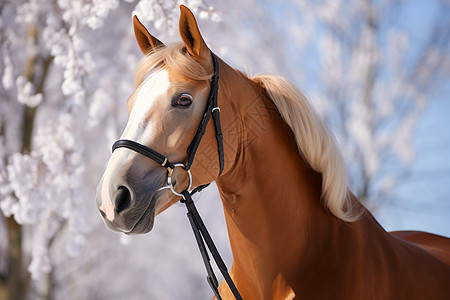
252;75;359;222
134;44;358;221
134;43;213;88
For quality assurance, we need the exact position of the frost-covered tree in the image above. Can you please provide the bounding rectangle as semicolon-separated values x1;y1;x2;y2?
199;0;450;211
288;0;450;207
0;1;127;298
1;0;449;299
0;1;219;299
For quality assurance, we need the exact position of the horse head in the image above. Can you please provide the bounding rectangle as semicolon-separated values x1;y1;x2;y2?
96;6;220;234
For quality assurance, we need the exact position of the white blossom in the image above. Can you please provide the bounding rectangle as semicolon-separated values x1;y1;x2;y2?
15;76;43;107
2;56;15;90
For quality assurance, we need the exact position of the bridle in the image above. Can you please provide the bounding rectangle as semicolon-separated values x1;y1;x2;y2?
111;52;242;300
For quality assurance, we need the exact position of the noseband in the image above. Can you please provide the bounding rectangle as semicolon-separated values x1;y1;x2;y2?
111;52;242;300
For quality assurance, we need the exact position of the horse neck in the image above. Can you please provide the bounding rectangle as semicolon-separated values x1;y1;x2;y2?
214;61;389;293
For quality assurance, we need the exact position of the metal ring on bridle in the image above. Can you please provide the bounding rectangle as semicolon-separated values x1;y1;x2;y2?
168;163;192;197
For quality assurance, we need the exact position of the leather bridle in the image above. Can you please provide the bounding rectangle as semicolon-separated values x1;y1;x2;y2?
111;52;242;300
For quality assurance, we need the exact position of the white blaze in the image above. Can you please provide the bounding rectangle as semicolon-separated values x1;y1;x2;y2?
99;69;171;221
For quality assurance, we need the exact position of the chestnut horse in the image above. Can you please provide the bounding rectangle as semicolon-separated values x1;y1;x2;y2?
96;5;450;299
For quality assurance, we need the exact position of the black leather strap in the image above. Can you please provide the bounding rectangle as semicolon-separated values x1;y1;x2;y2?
185;51;224;176
112;139;174;169
181;190;243;300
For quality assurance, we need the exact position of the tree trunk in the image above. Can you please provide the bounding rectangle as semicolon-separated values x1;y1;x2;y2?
0;23;53;300
5;217;26;300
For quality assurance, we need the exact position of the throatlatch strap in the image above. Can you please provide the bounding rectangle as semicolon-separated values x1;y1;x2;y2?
181;190;243;300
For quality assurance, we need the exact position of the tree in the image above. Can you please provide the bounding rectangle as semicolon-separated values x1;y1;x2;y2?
0;1;219;299
240;0;450;209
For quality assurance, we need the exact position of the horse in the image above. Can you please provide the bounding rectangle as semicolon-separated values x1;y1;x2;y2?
96;5;450;299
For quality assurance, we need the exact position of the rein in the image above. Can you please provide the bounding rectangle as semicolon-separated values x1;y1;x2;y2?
112;52;242;300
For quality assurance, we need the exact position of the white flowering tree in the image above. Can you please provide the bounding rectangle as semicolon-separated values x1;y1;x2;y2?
0;0;449;299
300;0;450;208
245;0;450;208
0;1;219;299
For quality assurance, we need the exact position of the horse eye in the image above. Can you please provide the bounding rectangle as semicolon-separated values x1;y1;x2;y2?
175;93;193;108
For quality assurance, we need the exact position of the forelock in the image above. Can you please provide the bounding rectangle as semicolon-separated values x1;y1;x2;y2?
134;43;213;88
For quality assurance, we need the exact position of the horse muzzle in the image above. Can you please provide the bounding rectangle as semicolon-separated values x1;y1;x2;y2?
95;158;168;234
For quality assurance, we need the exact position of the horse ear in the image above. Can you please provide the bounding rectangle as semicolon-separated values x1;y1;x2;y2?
133;15;164;55
179;5;210;61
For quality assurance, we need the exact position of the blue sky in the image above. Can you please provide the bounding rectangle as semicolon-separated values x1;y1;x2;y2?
373;0;450;236
377;90;450;236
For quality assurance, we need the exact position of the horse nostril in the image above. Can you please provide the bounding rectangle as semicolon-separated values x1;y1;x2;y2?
114;186;132;213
